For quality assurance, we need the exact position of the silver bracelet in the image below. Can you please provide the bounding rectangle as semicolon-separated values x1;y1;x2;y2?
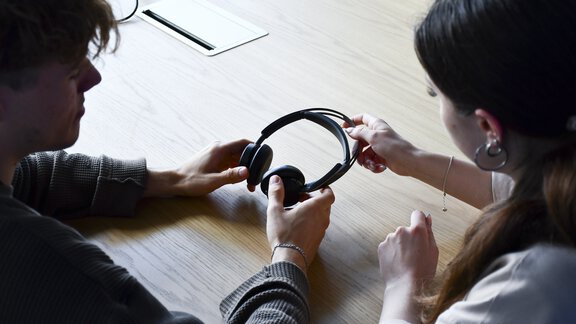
271;243;308;269
442;156;454;212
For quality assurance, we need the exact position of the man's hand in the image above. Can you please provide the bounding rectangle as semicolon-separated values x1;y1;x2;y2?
144;139;251;197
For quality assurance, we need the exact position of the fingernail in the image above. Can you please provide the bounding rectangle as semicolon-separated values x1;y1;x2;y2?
366;161;376;171
271;175;280;183
239;167;248;177
375;164;387;172
345;127;354;133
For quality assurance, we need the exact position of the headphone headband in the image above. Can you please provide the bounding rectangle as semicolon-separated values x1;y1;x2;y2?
259;108;353;139
254;108;359;192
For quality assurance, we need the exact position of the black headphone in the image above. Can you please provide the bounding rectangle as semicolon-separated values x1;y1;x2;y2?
239;108;359;206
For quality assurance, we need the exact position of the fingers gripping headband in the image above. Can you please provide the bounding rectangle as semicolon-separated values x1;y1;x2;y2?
239;108;360;206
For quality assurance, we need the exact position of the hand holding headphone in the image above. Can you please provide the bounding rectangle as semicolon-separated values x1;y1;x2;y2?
239;108;360;206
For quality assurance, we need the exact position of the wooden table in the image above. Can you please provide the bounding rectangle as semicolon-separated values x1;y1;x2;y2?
68;0;479;322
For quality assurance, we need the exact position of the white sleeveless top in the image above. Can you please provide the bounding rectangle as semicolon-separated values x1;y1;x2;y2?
491;172;515;203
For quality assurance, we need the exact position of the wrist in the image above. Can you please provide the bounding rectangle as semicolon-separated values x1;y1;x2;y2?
271;243;308;273
390;145;427;177
406;148;431;178
381;276;422;323
384;275;418;295
144;169;182;197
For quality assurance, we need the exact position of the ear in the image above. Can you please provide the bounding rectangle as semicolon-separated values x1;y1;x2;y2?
474;109;503;141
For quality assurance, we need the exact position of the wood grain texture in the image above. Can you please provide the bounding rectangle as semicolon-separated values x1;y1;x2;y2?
67;0;479;322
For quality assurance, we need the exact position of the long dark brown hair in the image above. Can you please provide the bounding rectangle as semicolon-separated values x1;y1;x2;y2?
414;0;576;321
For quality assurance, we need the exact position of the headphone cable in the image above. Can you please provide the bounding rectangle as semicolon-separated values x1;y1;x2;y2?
116;0;139;23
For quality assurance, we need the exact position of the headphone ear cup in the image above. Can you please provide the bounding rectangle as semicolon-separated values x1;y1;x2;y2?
246;144;273;185
260;165;305;207
239;143;257;168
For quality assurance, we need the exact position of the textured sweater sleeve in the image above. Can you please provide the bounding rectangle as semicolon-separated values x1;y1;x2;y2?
220;262;310;323
11;151;147;219
0;196;203;324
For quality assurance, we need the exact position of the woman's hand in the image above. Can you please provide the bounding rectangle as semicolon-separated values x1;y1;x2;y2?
379;210;438;288
345;113;421;176
144;139;251;197
266;175;335;273
378;210;439;323
346;113;494;209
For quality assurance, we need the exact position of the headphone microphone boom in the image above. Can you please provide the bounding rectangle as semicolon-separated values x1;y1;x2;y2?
239;108;360;206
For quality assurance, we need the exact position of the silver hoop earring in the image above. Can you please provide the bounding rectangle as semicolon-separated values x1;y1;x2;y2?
474;139;508;171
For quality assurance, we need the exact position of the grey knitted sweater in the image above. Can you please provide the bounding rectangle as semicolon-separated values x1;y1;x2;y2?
0;151;309;323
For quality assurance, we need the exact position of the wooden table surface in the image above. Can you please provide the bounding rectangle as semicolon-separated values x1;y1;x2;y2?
68;0;479;322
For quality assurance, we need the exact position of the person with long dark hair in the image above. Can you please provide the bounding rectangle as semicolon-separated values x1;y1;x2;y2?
346;0;576;322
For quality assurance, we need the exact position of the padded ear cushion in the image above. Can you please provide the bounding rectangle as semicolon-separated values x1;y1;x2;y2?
239;143;257;168
260;165;305;207
246;144;273;185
